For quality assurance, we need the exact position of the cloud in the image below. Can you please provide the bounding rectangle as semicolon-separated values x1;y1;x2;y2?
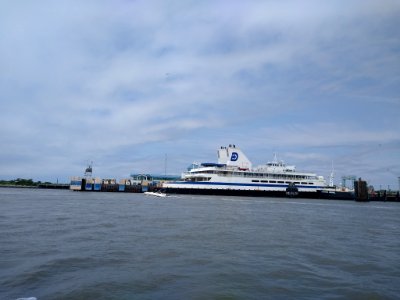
0;0;399;187
258;123;399;148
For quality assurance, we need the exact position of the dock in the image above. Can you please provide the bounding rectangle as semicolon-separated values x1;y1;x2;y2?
38;183;70;189
69;174;171;193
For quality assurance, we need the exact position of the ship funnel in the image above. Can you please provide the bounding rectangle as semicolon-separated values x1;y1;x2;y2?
217;145;252;170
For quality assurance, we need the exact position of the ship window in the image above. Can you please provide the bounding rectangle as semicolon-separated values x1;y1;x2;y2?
270;180;276;183
261;180;268;183
309;183;314;185
294;182;300;184
252;180;259;182
277;181;284;183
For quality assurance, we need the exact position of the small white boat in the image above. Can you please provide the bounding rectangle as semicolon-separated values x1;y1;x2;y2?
144;191;167;197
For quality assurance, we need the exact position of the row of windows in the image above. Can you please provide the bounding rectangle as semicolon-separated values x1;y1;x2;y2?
183;177;315;185
188;170;317;180
251;180;314;185
185;177;212;182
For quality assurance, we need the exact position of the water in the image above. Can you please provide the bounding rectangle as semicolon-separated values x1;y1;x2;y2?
1;188;399;300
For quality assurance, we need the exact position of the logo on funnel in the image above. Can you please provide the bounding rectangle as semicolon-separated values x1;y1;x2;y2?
230;152;239;161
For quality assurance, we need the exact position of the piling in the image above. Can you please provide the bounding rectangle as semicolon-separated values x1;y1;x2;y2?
354;178;369;202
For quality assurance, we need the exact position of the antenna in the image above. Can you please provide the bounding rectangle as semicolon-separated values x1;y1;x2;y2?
329;160;334;187
164;154;167;176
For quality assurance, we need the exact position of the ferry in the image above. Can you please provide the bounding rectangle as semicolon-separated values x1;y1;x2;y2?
163;145;353;199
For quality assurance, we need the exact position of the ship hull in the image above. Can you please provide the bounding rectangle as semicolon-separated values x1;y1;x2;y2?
164;187;354;200
162;145;354;200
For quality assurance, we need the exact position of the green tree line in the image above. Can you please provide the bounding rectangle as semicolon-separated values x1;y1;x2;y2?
0;178;51;186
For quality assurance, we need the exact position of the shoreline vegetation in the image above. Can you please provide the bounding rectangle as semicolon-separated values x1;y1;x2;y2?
0;178;47;187
0;178;69;189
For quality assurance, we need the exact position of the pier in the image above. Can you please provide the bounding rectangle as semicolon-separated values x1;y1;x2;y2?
38;183;69;189
69;174;170;193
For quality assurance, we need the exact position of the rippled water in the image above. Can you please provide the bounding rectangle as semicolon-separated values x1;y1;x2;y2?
1;188;399;299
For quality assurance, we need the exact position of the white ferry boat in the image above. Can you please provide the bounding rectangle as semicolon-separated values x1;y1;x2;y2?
163;145;352;199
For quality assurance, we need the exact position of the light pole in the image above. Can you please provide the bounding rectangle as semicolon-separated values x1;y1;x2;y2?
165;154;167;176
398;177;400;192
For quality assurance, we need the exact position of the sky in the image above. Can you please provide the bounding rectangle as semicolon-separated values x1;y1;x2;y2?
0;0;399;189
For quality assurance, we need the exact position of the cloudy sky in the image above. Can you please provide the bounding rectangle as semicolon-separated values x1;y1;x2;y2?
1;0;399;188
